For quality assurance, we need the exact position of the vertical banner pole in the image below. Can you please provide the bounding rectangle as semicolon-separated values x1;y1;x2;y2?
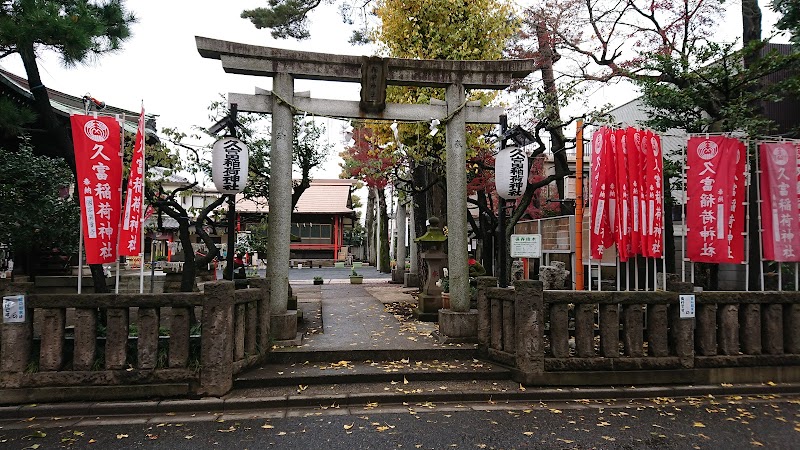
115;114;124;294
78;214;84;294
139;106;147;294
744;140;750;291
616;256;620;291
751;145;765;291
682;140;687;283
645;257;650;291
635;257;639;291
575;120;585;290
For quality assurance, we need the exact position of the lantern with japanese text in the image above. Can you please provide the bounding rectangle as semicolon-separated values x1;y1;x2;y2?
212;137;249;194
495;145;528;200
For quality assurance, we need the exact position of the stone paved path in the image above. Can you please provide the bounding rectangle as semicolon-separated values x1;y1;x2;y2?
274;282;473;354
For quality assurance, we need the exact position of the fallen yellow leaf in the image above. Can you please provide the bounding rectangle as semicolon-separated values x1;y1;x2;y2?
693;422;706;428
523;431;534;436
344;423;354;430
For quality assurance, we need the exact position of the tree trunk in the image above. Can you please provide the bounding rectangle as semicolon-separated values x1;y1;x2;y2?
742;0;763;291
365;188;376;266
377;187;391;273
536;21;572;215
477;191;495;276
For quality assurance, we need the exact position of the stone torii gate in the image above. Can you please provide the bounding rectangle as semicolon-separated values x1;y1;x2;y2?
196;37;538;341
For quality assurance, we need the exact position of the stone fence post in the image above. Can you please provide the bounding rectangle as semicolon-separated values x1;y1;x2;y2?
512;280;544;384
248;277;271;355
476;276;497;357
1;282;33;373
669;281;695;368
199;281;235;396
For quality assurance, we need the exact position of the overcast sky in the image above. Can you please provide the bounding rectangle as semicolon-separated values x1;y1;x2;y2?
0;1;786;181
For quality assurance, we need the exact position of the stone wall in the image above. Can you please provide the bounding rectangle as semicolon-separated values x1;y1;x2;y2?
477;278;800;386
0;279;271;404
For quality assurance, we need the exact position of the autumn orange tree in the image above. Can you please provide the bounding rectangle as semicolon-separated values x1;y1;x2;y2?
339;125;397;271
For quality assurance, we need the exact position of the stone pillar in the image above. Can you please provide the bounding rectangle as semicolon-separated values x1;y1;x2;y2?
623;304;644;357
550;303;570;358
39;308;65;371
669;282;695;369
137;307;160;370
717;304;740;356
73;308;97;371
696;303;718;356
785;304;800;354
575;303;595;357
249;278;271;354
445;82;469;312
647;304;669;357
1;282;33;373
599;304;619;358
199;281;235;396
476;276;496;356
513;280;544;384
268;72;298;339
105;308;129;370
740;303;762;355
393;201;407;284
762;303;784;355
169;307;191;368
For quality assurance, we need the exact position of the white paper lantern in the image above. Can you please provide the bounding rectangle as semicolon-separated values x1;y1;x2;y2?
212;136;249;194
495;145;528;199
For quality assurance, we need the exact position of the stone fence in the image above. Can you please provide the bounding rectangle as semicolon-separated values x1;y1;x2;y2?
0;279;270;404
477;277;800;386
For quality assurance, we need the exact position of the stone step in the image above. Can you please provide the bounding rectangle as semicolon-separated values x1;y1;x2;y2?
266;347;478;364
234;358;511;390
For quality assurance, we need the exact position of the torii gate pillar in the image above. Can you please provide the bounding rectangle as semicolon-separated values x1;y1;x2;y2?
196;37;538;342
267;73;298;340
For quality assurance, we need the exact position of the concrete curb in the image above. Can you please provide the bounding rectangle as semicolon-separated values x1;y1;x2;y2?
2;383;799;421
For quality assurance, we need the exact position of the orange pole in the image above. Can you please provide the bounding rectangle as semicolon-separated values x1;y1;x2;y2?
575;120;585;290
523;258;529;280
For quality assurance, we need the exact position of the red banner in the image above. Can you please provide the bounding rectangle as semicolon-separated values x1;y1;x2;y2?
614;128;630;261
645;131;664;258
71;115;122;264
686;136;746;263
759;142;800;261
119;107;146;256
590;128;612;259
625;127;641;256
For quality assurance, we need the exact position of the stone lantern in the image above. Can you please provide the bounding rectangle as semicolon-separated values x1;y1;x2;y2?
413;216;447;321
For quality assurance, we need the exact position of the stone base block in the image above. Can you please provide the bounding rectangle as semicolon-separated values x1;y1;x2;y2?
272;333;304;347
438;309;478;341
390;269;405;284
404;273;420;288
270;311;298;341
412;308;439;322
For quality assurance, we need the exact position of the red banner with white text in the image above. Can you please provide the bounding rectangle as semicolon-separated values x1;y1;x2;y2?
71;115;122;264
686;136;745;263
590;128;612;259
759;142;800;261
119;107;146;256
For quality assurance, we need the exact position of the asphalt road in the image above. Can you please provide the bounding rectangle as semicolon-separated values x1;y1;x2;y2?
2;394;798;449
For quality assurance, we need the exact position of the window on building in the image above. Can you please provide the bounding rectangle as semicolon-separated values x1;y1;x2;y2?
291;223;332;239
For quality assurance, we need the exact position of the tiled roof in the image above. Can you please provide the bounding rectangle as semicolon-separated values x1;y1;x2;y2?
236;179;356;214
0;68;156;135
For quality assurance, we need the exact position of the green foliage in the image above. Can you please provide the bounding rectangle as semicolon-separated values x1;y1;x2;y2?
0;98;36;137
636;41;800;135
0;141;79;254
241;0;318;40
0;0;136;65
245;217;270;257
773;0;800;45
